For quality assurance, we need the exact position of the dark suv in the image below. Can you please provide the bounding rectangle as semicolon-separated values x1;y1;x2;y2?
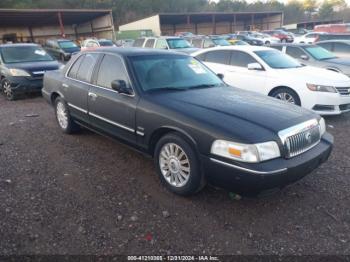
42;48;333;196
44;39;80;62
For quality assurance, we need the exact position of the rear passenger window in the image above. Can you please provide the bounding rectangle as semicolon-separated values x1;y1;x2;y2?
286;46;305;58
191;39;202;48
96;55;129;89
270;45;283;51
133;38;145;47
230;51;257;67
205;50;231;65
68;55;85;79
76;53;99;83
145;39;155;48
155;39;167;49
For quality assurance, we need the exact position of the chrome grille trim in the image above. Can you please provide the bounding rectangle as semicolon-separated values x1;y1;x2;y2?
336;87;350;96
278;119;321;158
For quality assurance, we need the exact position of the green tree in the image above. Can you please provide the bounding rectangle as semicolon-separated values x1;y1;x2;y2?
319;0;335;19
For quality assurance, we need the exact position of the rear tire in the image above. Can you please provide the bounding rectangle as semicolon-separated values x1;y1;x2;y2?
54;97;80;134
154;133;205;196
270;87;301;106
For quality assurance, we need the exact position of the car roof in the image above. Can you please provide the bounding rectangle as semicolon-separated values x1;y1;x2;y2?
0;43;39;48
194;45;272;53
270;43;312;47
83;47;189;57
317;39;350;44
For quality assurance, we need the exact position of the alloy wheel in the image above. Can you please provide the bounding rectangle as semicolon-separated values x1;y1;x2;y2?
56;101;69;129
275;92;296;104
159;143;191;188
2;80;14;100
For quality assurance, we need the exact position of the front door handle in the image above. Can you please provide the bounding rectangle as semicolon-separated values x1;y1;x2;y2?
88;92;98;99
62;83;69;88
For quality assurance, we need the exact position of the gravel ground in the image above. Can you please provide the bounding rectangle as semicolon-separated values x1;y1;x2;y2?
0;95;349;256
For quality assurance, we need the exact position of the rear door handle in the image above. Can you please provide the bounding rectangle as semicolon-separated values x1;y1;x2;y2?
62;83;69;88
88;92;98;98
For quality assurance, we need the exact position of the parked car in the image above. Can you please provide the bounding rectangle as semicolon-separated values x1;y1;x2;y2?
250;32;280;45
189;36;230;49
174;32;196;38
270;44;350;77
193;46;350;115
44;39;81;62
81;39;115;50
263;30;294;43
0;43;61;100
316;34;350;42
42;48;332;196
223;34;249;45
115;39;134;48
132;37;199;54
236;35;264;46
293;32;328;44
317;40;350;59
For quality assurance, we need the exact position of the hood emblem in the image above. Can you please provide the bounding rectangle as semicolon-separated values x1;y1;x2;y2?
305;132;312;144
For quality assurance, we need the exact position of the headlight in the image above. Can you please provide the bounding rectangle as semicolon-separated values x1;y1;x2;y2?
319;117;326;136
307;83;337;93
211;140;281;163
9;69;30;77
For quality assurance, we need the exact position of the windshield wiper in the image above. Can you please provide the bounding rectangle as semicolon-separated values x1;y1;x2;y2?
186;83;222;90
147;87;185;92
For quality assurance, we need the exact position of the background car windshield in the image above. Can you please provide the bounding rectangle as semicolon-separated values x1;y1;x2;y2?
255;50;302;69
99;40;114;47
1;46;54;63
130;55;223;91
166;39;192;49
304;46;337;60
58;41;78;49
212;38;230;46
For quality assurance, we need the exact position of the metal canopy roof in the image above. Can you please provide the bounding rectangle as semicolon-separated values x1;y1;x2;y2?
158;11;283;24
0;9;112;27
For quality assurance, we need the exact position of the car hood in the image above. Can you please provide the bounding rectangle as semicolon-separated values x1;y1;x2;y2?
6;60;60;75
276;65;350;84
150;86;316;135
62;47;81;53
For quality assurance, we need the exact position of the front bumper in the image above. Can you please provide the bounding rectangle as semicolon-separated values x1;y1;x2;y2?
4;76;43;94
201;133;333;195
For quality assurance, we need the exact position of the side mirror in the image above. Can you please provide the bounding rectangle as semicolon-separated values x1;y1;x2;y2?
247;63;263;71
111;80;133;95
217;73;224;80
300;55;309;61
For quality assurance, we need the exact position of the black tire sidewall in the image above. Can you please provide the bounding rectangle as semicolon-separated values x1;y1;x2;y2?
271;87;301;106
154;133;203;196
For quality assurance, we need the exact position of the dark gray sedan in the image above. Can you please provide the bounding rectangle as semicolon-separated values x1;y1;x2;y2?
270;43;350;77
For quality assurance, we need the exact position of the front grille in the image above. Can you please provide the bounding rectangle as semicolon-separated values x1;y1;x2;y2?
278;119;321;158
336;87;350;96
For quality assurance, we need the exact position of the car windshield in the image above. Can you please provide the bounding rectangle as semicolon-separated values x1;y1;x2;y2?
1;45;54;63
58;41;78;49
99;40;114;47
166;39;192;49
304;46;337;60
212;38;231;46
130;55;223;92
255;50;302;69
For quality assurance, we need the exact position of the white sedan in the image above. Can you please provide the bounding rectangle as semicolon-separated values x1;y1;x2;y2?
293;32;328;44
192;46;350;115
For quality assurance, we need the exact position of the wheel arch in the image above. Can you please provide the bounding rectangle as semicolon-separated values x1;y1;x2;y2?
50;91;64;105
268;86;301;105
148;126;198;157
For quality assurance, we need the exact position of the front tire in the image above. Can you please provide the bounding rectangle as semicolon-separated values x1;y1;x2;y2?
270;87;301;106
154;133;205;196
54;97;80;134
1;79;16;101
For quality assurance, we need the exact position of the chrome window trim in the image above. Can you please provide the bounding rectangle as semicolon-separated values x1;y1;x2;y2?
64;52;135;97
89;112;134;133
210;158;287;175
67;103;88;114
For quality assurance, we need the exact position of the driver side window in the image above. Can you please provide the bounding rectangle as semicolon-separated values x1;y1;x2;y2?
96;55;129;90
